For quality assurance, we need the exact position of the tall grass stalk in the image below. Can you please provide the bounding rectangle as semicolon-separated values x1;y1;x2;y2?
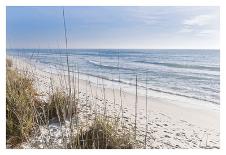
144;72;148;148
117;50;124;126
111;73;116;118
100;52;107;118
135;75;138;142
62;7;75;148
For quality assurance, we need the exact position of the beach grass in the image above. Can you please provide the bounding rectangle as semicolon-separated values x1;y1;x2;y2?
6;58;134;149
47;90;76;123
70;117;133;149
6;62;40;147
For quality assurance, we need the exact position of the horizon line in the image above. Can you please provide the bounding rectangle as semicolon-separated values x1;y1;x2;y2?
6;48;220;50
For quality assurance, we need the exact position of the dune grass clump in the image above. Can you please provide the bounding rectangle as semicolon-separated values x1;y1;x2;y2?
6;67;40;147
47;90;77;123
70;118;133;149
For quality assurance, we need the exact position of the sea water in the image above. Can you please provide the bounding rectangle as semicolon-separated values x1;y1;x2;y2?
7;49;220;106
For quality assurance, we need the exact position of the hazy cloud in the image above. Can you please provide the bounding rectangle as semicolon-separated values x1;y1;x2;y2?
180;13;219;39
183;15;215;26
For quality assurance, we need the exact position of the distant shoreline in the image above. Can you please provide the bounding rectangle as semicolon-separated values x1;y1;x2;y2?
6;48;220;51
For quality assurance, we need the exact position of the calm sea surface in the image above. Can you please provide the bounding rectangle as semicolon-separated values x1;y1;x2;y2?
7;49;220;105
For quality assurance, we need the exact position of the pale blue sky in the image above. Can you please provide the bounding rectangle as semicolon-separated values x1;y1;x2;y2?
7;6;219;49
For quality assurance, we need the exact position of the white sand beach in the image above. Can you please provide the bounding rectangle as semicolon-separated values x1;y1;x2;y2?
10;57;220;149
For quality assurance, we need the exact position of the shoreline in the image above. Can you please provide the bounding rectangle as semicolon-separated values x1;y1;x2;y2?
9;55;220;110
9;56;220;148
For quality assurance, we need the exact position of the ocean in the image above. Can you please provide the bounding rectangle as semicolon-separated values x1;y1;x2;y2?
7;49;220;106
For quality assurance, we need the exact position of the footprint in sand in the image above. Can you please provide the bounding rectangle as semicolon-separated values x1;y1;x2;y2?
156;124;162;127
164;135;171;138
164;130;173;134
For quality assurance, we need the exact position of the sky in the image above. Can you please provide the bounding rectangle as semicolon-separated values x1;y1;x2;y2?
6;6;219;49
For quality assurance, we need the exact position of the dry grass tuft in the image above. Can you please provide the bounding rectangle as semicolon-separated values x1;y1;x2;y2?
47;90;77;122
70;118;133;149
6;67;40;147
